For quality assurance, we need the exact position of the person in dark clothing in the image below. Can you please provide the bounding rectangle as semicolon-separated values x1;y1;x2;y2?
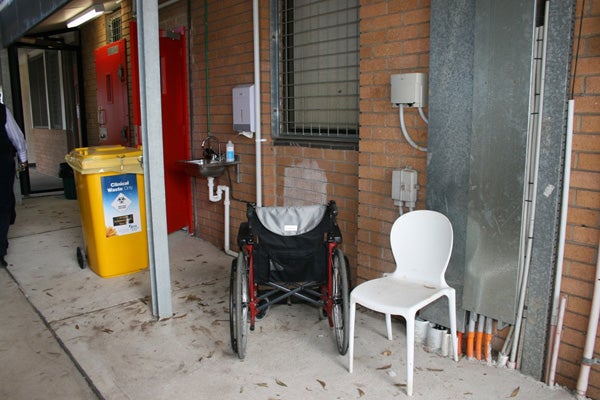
0;103;27;267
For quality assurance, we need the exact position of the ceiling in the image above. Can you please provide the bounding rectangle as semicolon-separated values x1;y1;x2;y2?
26;0;122;35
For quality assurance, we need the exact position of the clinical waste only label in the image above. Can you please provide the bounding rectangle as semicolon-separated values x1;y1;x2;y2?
101;174;142;237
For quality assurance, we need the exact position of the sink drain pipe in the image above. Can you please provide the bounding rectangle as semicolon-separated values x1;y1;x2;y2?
207;177;238;257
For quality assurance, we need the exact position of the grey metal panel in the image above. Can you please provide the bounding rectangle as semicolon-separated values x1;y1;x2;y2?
520;0;575;380
462;0;536;323
424;0;476;331
0;0;71;47
137;0;173;318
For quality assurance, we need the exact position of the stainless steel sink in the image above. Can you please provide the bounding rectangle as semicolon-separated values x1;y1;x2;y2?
177;157;240;178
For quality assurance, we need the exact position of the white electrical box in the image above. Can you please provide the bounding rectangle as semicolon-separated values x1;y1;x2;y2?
391;73;428;108
392;167;418;207
232;84;255;132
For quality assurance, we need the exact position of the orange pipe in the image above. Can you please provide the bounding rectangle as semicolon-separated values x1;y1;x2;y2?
475;331;483;360
475;314;484;361
466;331;475;359
466;312;476;360
457;331;463;356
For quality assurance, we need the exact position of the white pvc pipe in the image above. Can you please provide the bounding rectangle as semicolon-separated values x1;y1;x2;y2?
548;295;567;387
399;104;427;152
253;0;263;207
508;4;549;369
546;99;575;382
417;107;428;124
207;177;238;257
576;240;600;399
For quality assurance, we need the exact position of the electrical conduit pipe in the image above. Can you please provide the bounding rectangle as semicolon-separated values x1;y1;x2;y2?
399;104;427;152
546;99;575;383
252;0;262;207
207;177;238;258
484;317;493;364
548;295;567;387
576;240;600;399
508;3;549;370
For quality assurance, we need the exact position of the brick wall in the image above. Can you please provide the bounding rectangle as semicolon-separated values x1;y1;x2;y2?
30;128;68;176
188;0;262;252
75;1;600;396
555;0;600;396
356;0;431;282
186;0;361;268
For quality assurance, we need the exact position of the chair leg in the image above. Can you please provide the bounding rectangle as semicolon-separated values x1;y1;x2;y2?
447;292;459;362
406;313;415;396
348;300;356;373
385;313;393;340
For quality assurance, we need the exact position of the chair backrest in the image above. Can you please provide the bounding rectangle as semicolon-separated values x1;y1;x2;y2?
389;210;453;287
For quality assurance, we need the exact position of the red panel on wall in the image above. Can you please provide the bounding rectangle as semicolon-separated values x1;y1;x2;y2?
130;22;191;234
94;39;129;145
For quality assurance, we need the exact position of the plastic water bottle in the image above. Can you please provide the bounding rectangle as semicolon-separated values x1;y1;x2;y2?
226;140;235;162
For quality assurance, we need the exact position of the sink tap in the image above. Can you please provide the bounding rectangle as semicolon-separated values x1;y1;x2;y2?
201;135;222;162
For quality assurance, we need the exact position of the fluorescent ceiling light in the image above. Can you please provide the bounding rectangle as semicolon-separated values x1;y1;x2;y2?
67;4;105;28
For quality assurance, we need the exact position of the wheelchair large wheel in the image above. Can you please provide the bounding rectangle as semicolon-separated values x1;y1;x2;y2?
235;252;249;359
229;259;238;354
332;248;349;355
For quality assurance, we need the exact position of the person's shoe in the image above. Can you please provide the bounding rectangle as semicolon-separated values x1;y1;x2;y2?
0;256;7;267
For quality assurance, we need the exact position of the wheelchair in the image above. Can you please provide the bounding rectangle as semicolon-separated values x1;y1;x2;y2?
229;200;350;359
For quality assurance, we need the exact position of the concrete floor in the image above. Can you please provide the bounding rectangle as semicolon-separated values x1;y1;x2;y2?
0;195;577;399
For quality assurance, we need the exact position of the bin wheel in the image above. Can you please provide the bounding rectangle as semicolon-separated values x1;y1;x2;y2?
332;248;349;355
76;247;87;269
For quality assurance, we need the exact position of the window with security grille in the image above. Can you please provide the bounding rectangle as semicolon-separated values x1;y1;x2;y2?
28;50;64;129
28;54;48;128
270;0;359;148
107;14;122;43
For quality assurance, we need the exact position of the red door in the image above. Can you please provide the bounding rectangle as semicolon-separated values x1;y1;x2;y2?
130;24;191;233
94;39;129;145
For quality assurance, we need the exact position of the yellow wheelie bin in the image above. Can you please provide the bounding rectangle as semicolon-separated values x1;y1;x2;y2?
65;145;148;278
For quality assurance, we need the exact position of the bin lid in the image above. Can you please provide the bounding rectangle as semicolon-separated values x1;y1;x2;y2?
65;145;144;175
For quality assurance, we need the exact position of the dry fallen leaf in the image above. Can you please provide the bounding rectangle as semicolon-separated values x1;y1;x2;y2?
426;368;444;372
358;388;365;397
382;350;392;356
102;328;113;334
276;379;288;387
377;364;392;370
394;383;407;388
256;382;268;387
510;387;520;397
317;379;326;389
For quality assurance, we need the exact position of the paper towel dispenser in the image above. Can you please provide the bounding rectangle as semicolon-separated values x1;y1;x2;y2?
232;84;255;132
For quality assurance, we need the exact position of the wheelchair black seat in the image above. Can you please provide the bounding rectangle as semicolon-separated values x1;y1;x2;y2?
247;204;333;283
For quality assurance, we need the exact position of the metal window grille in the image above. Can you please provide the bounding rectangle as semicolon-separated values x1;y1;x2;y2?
271;0;359;147
45;50;64;130
28;50;65;129
28;54;48;128
107;14;122;43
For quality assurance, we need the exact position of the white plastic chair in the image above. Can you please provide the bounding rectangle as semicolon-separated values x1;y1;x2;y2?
347;210;458;396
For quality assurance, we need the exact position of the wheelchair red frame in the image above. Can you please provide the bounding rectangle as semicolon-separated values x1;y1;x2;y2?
229;201;350;359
